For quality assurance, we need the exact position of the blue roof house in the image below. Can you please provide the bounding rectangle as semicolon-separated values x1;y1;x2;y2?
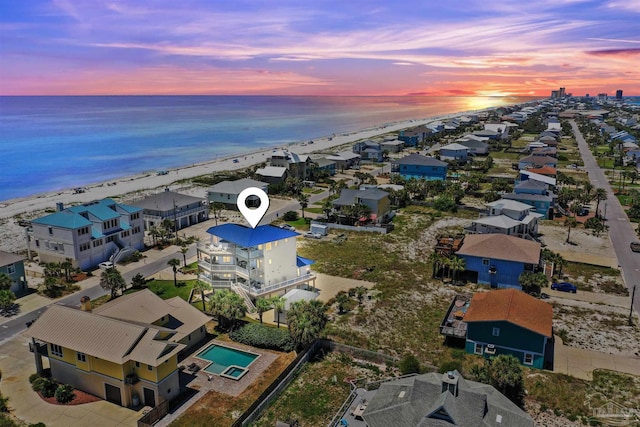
456;234;541;289
391;153;448;181
197;224;316;300
30;199;144;270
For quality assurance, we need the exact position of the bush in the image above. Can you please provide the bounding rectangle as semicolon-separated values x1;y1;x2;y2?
438;360;462;374
282;211;299;221
28;373;41;384
433;196;457;213
229;323;294;352
398;353;421;375
0;394;8;413
54;384;75;404
32;377;57;398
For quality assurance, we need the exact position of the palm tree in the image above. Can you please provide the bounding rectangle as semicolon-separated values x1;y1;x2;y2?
255;297;272;324
0;273;12;291
564;217;578;243
354;286;367;305
167;258;181;287
192;280;211;311
336;293;350;314
569;201;582;218
60;258;73;283
223;292;247;331
271;296;285;328
148;226;160;246
449;257;466;282
100;267;126;298
287;300;328;350
180;245;189;268
297;193;309;219
428;252;442;279
209;290;227;320
594;188;607;218
211;202;226;226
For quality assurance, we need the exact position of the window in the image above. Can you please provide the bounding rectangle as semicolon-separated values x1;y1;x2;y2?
93;239;102;247
6;264;15;274
524;353;534;365
135;361;140;368
77;352;87;362
265;242;272;251
482;258;490;266
35;240;40;247
51;344;63;357
147;364;153;371
492;327;500;337
48;227;53;235
79;242;90;251
474;343;483;355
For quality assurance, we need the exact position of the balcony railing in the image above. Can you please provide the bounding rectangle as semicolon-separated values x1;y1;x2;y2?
198;262;237;273
237;273;315;297
235;248;263;259
197;242;232;255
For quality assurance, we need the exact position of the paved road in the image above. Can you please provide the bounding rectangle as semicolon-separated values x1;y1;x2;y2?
570;120;640;315
0;247;194;345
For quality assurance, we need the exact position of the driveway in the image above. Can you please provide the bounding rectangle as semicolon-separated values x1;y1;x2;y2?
570;120;640;314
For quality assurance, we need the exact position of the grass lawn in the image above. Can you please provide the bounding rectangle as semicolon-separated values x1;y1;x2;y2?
303;187;325;194
286;217;311;230
127;279;197;301
305;207;324;214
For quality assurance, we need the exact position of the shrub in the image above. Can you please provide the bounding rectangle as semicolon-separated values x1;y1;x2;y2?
398;353;421;375
0;394;8;412
32;377;57;398
54;384;75;404
433;196;457;212
438;360;462;374
282;211;299;221
229;323;294;352
28;373;41;384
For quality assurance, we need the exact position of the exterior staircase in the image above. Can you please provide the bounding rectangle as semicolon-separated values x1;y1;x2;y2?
232;284;256;313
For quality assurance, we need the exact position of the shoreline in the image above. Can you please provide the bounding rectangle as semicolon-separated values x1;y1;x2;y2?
0;107;499;220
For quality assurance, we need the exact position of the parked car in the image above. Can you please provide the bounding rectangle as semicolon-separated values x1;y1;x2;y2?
551;282;577;293
630;242;640;253
304;231;322;239
279;224;295;231
98;261;114;270
233;159;239;163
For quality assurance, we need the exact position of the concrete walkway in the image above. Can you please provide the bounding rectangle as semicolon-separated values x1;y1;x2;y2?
547;288;632;309
553;335;640;380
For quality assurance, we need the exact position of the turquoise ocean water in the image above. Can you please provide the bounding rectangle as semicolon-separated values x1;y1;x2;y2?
0;95;537;201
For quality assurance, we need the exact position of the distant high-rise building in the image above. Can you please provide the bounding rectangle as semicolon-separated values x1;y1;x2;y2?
616;89;623;100
597;93;607;100
559;87;566;98
585;94;590;98
551;90;559;98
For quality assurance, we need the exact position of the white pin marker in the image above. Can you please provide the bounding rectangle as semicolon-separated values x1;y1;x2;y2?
237;187;270;228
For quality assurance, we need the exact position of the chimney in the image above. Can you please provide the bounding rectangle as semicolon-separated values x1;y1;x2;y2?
441;371;459;396
80;296;92;312
56;202;64;212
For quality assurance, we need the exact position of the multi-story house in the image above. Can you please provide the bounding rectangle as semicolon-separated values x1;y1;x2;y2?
518;155;558;170
0;251;27;294
131;189;208;231
207;178;269;209
391;153;448;181
268;150;312;180
466;199;543;237
438;143;469;163
30;199;144;270
197;224;316;300
353;141;383;162
24;290;209;407
332;188;391;224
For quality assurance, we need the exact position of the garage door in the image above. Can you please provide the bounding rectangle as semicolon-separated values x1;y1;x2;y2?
105;383;122;406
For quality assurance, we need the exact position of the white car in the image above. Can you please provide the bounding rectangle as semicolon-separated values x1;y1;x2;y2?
98;261;114;270
304;231;322;239
279;224;295;231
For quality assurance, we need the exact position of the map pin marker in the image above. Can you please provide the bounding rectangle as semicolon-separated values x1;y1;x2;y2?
237;187;270;228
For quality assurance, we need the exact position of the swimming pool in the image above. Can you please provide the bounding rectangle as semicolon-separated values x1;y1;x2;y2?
196;344;259;379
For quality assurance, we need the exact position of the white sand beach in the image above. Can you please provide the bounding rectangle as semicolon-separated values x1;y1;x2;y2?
0;111;480;220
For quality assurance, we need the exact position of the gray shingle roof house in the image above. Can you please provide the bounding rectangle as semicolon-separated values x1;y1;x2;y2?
362;371;533;427
131;189;209;230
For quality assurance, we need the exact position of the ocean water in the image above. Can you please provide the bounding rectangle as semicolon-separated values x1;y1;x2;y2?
0;95;536;201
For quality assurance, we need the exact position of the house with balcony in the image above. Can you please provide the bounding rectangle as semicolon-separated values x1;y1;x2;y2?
255;166;290;184
438;143;469;163
380;139;405;153
207;178;269;209
312;157;337;176
131;189;208;231
391;153;448;181
353;141;383;162
0;251;27;294
268;150;312;180
455;234;541;289
23;289;209;408
456;135;489;155
30;199;144;270
332;188;391;224
466;198;543;238
197;224;315;300
463;289;552;369
324;151;361;171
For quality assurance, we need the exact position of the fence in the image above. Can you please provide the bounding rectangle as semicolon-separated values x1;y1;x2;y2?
138;399;169;427
310;221;390;234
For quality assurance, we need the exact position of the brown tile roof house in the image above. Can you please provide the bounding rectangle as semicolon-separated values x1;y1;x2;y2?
456;234;541;265
464;288;552;337
23;290;210;407
526;166;557;177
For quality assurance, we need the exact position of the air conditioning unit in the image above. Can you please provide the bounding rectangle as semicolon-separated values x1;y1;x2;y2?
485;344;496;355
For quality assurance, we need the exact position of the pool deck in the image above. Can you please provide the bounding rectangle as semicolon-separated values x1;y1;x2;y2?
179;339;278;397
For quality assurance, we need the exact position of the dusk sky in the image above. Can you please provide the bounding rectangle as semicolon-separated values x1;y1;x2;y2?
1;0;638;97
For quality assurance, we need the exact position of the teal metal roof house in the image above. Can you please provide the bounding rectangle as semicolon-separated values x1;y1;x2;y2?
462;289;553;369
0;251;27;294
30;199;144;270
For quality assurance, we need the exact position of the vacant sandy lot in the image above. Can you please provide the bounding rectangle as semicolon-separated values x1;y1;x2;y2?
538;223;617;268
